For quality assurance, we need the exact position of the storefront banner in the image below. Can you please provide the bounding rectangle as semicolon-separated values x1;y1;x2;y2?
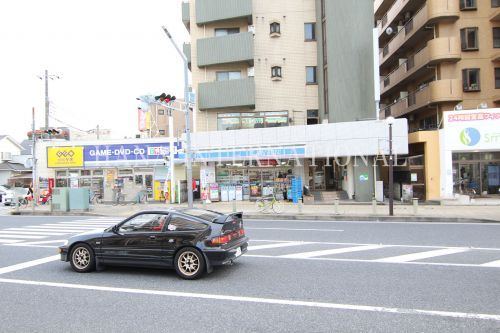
83;142;182;166
444;109;500;151
47;146;84;168
178;146;305;162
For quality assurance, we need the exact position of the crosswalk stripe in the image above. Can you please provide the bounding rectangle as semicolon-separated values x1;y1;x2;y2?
248;242;315;251
0;235;46;239
0;239;23;244
40;225;101;229
375;248;469;263
280;245;386;259
25;226;95;230
0;231;68;236
6;228;80;233
480;259;500;267
57;221;115;224
21;227;89;232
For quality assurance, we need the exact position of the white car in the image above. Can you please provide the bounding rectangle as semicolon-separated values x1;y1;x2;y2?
0;185;15;206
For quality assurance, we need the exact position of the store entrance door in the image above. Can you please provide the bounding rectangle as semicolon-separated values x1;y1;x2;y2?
454;162;481;195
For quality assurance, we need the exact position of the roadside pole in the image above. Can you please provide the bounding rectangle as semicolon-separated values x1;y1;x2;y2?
31;107;36;214
168;110;175;204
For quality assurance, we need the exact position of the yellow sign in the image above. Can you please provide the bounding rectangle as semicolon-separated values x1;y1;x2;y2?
47;147;84;168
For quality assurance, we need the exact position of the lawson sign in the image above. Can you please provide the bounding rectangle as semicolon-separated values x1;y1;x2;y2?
83;142;182;166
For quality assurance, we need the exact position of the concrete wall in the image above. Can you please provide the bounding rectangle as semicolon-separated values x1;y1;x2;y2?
409;130;441;201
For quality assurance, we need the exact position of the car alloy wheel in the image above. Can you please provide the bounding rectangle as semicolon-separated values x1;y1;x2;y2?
70;244;96;273
175;248;205;280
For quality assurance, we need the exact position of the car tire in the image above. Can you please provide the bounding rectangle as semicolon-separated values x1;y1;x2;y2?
70;243;96;273
174;247;206;280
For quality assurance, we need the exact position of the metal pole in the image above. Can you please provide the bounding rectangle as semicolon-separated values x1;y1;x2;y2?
169;112;175;204
44;70;49;130
32;107;36;213
389;123;394;216
162;26;193;208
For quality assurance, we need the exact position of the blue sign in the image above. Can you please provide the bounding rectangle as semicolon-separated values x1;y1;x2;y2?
84;142;181;164
291;177;302;204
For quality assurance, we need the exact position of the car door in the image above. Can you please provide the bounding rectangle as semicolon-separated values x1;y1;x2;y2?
100;213;170;267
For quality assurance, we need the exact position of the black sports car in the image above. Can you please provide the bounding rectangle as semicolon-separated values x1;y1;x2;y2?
59;209;249;279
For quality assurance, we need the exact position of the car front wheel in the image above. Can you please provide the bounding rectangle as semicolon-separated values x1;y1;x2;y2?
174;247;205;280
70;243;96;273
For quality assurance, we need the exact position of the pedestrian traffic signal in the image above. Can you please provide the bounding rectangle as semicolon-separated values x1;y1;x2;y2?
155;93;176;103
44;129;60;135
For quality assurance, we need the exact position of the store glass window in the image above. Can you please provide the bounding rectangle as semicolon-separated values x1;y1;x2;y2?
118;169;133;175
92;170;103;176
264;112;288;127
241;116;265;129
217;112;288;130
81;170;91;176
215;28;240;37
56;170;67;177
216;71;241;81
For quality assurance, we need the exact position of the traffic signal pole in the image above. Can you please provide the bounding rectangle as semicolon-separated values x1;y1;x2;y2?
32;107;37;213
44;70;49;130
162;26;193;208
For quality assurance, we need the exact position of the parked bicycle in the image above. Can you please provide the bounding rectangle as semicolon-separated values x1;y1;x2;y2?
89;191;102;205
17;195;30;208
255;192;284;214
112;192;126;206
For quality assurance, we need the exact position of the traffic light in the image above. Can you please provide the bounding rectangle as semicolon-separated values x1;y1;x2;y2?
155;93;176;103
44;128;60;136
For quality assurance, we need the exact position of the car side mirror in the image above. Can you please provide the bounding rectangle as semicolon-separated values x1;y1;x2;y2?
112;225;119;234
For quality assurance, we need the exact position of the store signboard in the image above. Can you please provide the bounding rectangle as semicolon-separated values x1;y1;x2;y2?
47;147;84;168
178;146;305;161
83;142;182;166
444;109;500;151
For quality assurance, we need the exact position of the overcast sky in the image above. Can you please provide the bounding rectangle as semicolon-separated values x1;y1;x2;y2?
0;0;189;143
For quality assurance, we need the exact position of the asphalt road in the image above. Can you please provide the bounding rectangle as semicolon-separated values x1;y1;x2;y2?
0;215;499;333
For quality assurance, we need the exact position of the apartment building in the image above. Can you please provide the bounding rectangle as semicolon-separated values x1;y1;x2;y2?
376;0;500;200
180;0;389;203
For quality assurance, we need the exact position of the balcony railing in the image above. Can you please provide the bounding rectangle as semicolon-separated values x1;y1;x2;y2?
380;37;460;94
198;77;255;110
196;0;252;25
379;0;459;66
383;79;462;118
377;0;411;36
197;32;254;67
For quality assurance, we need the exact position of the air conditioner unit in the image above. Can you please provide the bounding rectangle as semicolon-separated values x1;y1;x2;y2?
247;66;255;77
248;25;255;34
0;152;12;161
400;91;408;99
398;58;407;66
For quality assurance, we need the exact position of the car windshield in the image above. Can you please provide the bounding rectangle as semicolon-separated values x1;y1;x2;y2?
181;209;223;222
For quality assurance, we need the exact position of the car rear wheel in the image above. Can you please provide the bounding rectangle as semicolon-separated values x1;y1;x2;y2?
174;247;205;280
70;243;96;273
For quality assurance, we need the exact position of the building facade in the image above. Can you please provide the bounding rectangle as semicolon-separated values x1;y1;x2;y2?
376;0;500;200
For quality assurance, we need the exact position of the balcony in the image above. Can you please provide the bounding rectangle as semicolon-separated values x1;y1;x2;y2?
381;37;461;95
379;0;459;67
198;77;255;110
491;51;500;62
491;8;500;21
384;79;462;118
182;2;190;30
197;32;254;67
196;0;252;25
183;43;191;70
375;0;396;18
377;0;425;41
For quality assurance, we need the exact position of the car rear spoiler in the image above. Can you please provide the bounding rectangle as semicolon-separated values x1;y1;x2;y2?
211;212;243;224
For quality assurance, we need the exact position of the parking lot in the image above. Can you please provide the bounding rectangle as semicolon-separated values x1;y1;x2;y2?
1;215;500;332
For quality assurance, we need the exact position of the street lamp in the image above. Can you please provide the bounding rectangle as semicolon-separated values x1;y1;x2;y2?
386;116;395;216
161;26;194;209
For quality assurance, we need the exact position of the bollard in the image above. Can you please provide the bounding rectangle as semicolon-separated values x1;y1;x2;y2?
334;198;340;215
232;199;236;213
297;201;303;214
372;198;377;214
412;198;418;215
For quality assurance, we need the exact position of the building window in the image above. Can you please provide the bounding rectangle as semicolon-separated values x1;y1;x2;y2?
307;110;319;125
304;23;316;41
495;68;500;88
306;66;317;84
494;28;500;48
493;0;500;7
158;109;165;115
462;68;480;91
270;22;280;36
214;28;240;37
418;116;438;131
216;71;241;81
159;130;166;136
271;66;282;79
460;0;477;10
217;112;289;131
460;27;478;50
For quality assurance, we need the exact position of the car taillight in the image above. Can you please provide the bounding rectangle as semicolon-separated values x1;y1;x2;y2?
209;228;245;246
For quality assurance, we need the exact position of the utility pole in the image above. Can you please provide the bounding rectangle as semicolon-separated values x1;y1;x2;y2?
162;26;193;208
32;107;37;213
96;124;100;140
44;70;49;130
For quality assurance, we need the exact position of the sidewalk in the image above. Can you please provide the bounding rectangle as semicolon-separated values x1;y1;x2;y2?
10;200;500;223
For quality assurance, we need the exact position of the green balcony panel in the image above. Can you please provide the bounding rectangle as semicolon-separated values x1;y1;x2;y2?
182;2;190;29
183;43;191;63
197;32;253;67
196;0;252;25
198;77;255;110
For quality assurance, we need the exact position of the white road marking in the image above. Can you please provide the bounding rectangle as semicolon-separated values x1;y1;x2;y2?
8;240;66;248
481;259;500;267
0;255;60;275
0;278;498;321
246;227;343;232
0;239;22;244
0;235;46;239
24;226;91;231
248;241;315;251
5;228;84;233
0;231;68;236
57;222;115;225
41;224;102;229
375;248;470;263
248;219;500;226
280;245;386;259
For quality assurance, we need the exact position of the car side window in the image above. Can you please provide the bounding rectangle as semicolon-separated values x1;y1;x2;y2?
118;214;169;233
167;215;208;232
